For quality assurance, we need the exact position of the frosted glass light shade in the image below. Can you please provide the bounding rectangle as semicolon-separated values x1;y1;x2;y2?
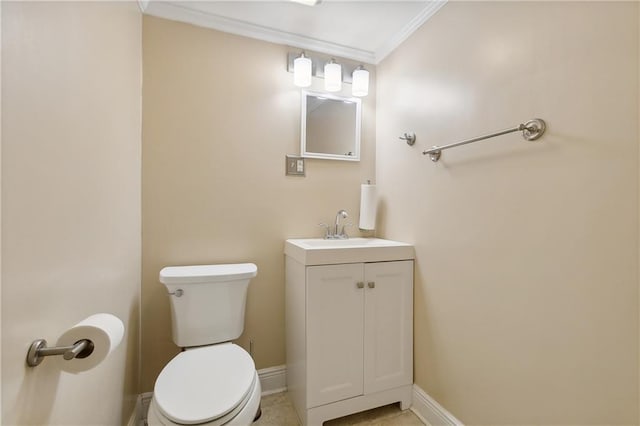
294;55;312;87
324;61;342;92
352;67;369;97
290;0;321;5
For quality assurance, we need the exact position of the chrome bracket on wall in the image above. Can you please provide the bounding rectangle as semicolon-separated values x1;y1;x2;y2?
26;338;94;367
423;118;546;162
399;132;416;146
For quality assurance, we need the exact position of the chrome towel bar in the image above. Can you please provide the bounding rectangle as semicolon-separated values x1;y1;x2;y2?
26;338;94;367
423;118;546;162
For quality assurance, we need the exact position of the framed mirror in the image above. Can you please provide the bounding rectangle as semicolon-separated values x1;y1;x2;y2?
301;90;362;161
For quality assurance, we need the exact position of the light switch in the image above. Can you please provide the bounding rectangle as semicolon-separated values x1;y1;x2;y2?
286;155;305;176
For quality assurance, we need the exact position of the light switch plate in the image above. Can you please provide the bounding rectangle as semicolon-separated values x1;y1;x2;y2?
286;155;305;176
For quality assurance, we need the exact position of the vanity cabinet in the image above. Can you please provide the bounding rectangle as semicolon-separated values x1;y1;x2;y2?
285;251;414;426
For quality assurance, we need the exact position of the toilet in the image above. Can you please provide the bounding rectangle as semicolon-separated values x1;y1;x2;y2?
147;263;261;426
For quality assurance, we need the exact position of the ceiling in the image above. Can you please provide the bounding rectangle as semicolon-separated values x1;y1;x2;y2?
140;1;447;64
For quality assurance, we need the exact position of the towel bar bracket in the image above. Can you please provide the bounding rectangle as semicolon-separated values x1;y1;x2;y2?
522;119;546;141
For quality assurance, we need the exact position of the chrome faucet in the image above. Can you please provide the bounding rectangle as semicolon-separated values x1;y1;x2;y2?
334;209;348;238
319;210;351;239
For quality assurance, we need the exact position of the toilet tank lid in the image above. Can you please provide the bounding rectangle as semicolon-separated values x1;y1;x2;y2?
159;263;257;284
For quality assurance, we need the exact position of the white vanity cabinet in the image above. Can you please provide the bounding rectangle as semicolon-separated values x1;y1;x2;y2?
285;238;414;426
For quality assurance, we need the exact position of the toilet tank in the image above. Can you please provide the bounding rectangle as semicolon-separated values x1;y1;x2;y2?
159;263;257;348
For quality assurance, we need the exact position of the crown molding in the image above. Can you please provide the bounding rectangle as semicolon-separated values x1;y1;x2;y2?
375;0;447;63
143;1;378;64
137;0;149;13
142;1;448;65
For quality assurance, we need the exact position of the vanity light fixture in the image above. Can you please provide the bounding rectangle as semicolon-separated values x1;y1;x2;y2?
324;59;342;92
293;52;312;87
351;65;369;97
287;52;369;97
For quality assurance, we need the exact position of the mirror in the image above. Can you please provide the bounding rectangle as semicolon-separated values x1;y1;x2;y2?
301;90;362;161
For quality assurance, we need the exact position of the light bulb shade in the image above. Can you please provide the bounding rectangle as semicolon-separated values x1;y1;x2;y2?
324;61;342;92
293;55;312;87
352;67;369;97
290;0;322;5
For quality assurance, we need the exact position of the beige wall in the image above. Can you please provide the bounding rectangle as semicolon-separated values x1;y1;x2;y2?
5;3;635;423
2;2;141;424
141;16;376;392
377;1;639;424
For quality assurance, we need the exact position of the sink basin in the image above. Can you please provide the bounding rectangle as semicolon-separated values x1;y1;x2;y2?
285;237;414;265
291;238;407;249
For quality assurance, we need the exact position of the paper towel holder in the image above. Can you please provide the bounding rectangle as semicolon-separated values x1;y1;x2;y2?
26;338;95;367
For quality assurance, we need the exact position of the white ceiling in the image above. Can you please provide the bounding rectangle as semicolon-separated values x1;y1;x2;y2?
140;1;447;64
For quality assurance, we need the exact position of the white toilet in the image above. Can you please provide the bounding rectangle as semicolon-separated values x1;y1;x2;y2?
147;263;261;426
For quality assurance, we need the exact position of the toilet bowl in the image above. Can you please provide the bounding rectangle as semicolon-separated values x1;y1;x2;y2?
147;344;261;425
148;264;260;425
147;343;261;426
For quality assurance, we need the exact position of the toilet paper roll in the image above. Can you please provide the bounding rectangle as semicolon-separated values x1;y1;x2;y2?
359;183;377;230
55;313;124;374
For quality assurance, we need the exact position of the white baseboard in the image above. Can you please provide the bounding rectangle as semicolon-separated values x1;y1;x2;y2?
258;364;287;396
126;395;142;426
410;384;463;426
126;407;137;426
132;392;152;426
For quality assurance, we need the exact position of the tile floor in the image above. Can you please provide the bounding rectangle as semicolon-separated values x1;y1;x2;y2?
255;392;425;426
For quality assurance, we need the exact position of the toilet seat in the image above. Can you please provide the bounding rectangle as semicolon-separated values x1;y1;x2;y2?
153;343;256;425
148;372;260;426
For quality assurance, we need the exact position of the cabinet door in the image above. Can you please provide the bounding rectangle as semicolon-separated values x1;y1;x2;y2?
307;263;364;408
363;260;413;394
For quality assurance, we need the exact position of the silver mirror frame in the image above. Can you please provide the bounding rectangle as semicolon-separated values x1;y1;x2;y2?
300;90;362;162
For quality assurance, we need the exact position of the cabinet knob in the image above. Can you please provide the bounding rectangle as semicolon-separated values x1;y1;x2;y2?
367;281;375;289
356;282;364;289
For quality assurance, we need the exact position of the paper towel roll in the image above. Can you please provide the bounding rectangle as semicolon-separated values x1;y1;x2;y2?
55;313;124;374
359;183;377;230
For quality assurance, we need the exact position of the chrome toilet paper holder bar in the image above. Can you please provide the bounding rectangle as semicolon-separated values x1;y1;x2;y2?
26;338;94;367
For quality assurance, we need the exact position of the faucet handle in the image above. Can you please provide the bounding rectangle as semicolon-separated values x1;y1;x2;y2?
318;223;331;239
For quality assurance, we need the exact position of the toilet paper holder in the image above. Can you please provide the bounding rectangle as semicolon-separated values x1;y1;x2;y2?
26;338;95;367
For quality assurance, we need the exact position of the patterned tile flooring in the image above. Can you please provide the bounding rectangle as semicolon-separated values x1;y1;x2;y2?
255;392;425;426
